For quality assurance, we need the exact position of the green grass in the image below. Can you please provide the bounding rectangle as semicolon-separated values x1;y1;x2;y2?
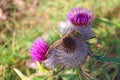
0;0;120;80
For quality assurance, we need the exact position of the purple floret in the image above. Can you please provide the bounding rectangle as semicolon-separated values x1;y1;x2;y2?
67;7;94;27
30;38;49;62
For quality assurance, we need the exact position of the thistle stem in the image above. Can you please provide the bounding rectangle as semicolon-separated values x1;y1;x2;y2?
89;50;120;63
93;55;120;63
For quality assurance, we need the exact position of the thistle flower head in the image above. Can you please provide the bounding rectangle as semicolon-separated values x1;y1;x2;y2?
56;36;88;68
30;37;49;62
67;7;94;27
44;32;88;68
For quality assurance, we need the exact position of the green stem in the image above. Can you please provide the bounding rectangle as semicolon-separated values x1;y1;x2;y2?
93;55;120;63
89;50;120;63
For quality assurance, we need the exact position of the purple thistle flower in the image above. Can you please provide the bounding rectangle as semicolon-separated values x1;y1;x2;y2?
57;35;88;68
30;37;49;62
67;7;94;27
44;31;88;68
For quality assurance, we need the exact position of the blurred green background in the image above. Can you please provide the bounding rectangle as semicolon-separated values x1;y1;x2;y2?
0;0;120;80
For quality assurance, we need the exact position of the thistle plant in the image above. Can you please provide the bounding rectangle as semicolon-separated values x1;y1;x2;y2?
28;7;120;80
37;7;94;80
